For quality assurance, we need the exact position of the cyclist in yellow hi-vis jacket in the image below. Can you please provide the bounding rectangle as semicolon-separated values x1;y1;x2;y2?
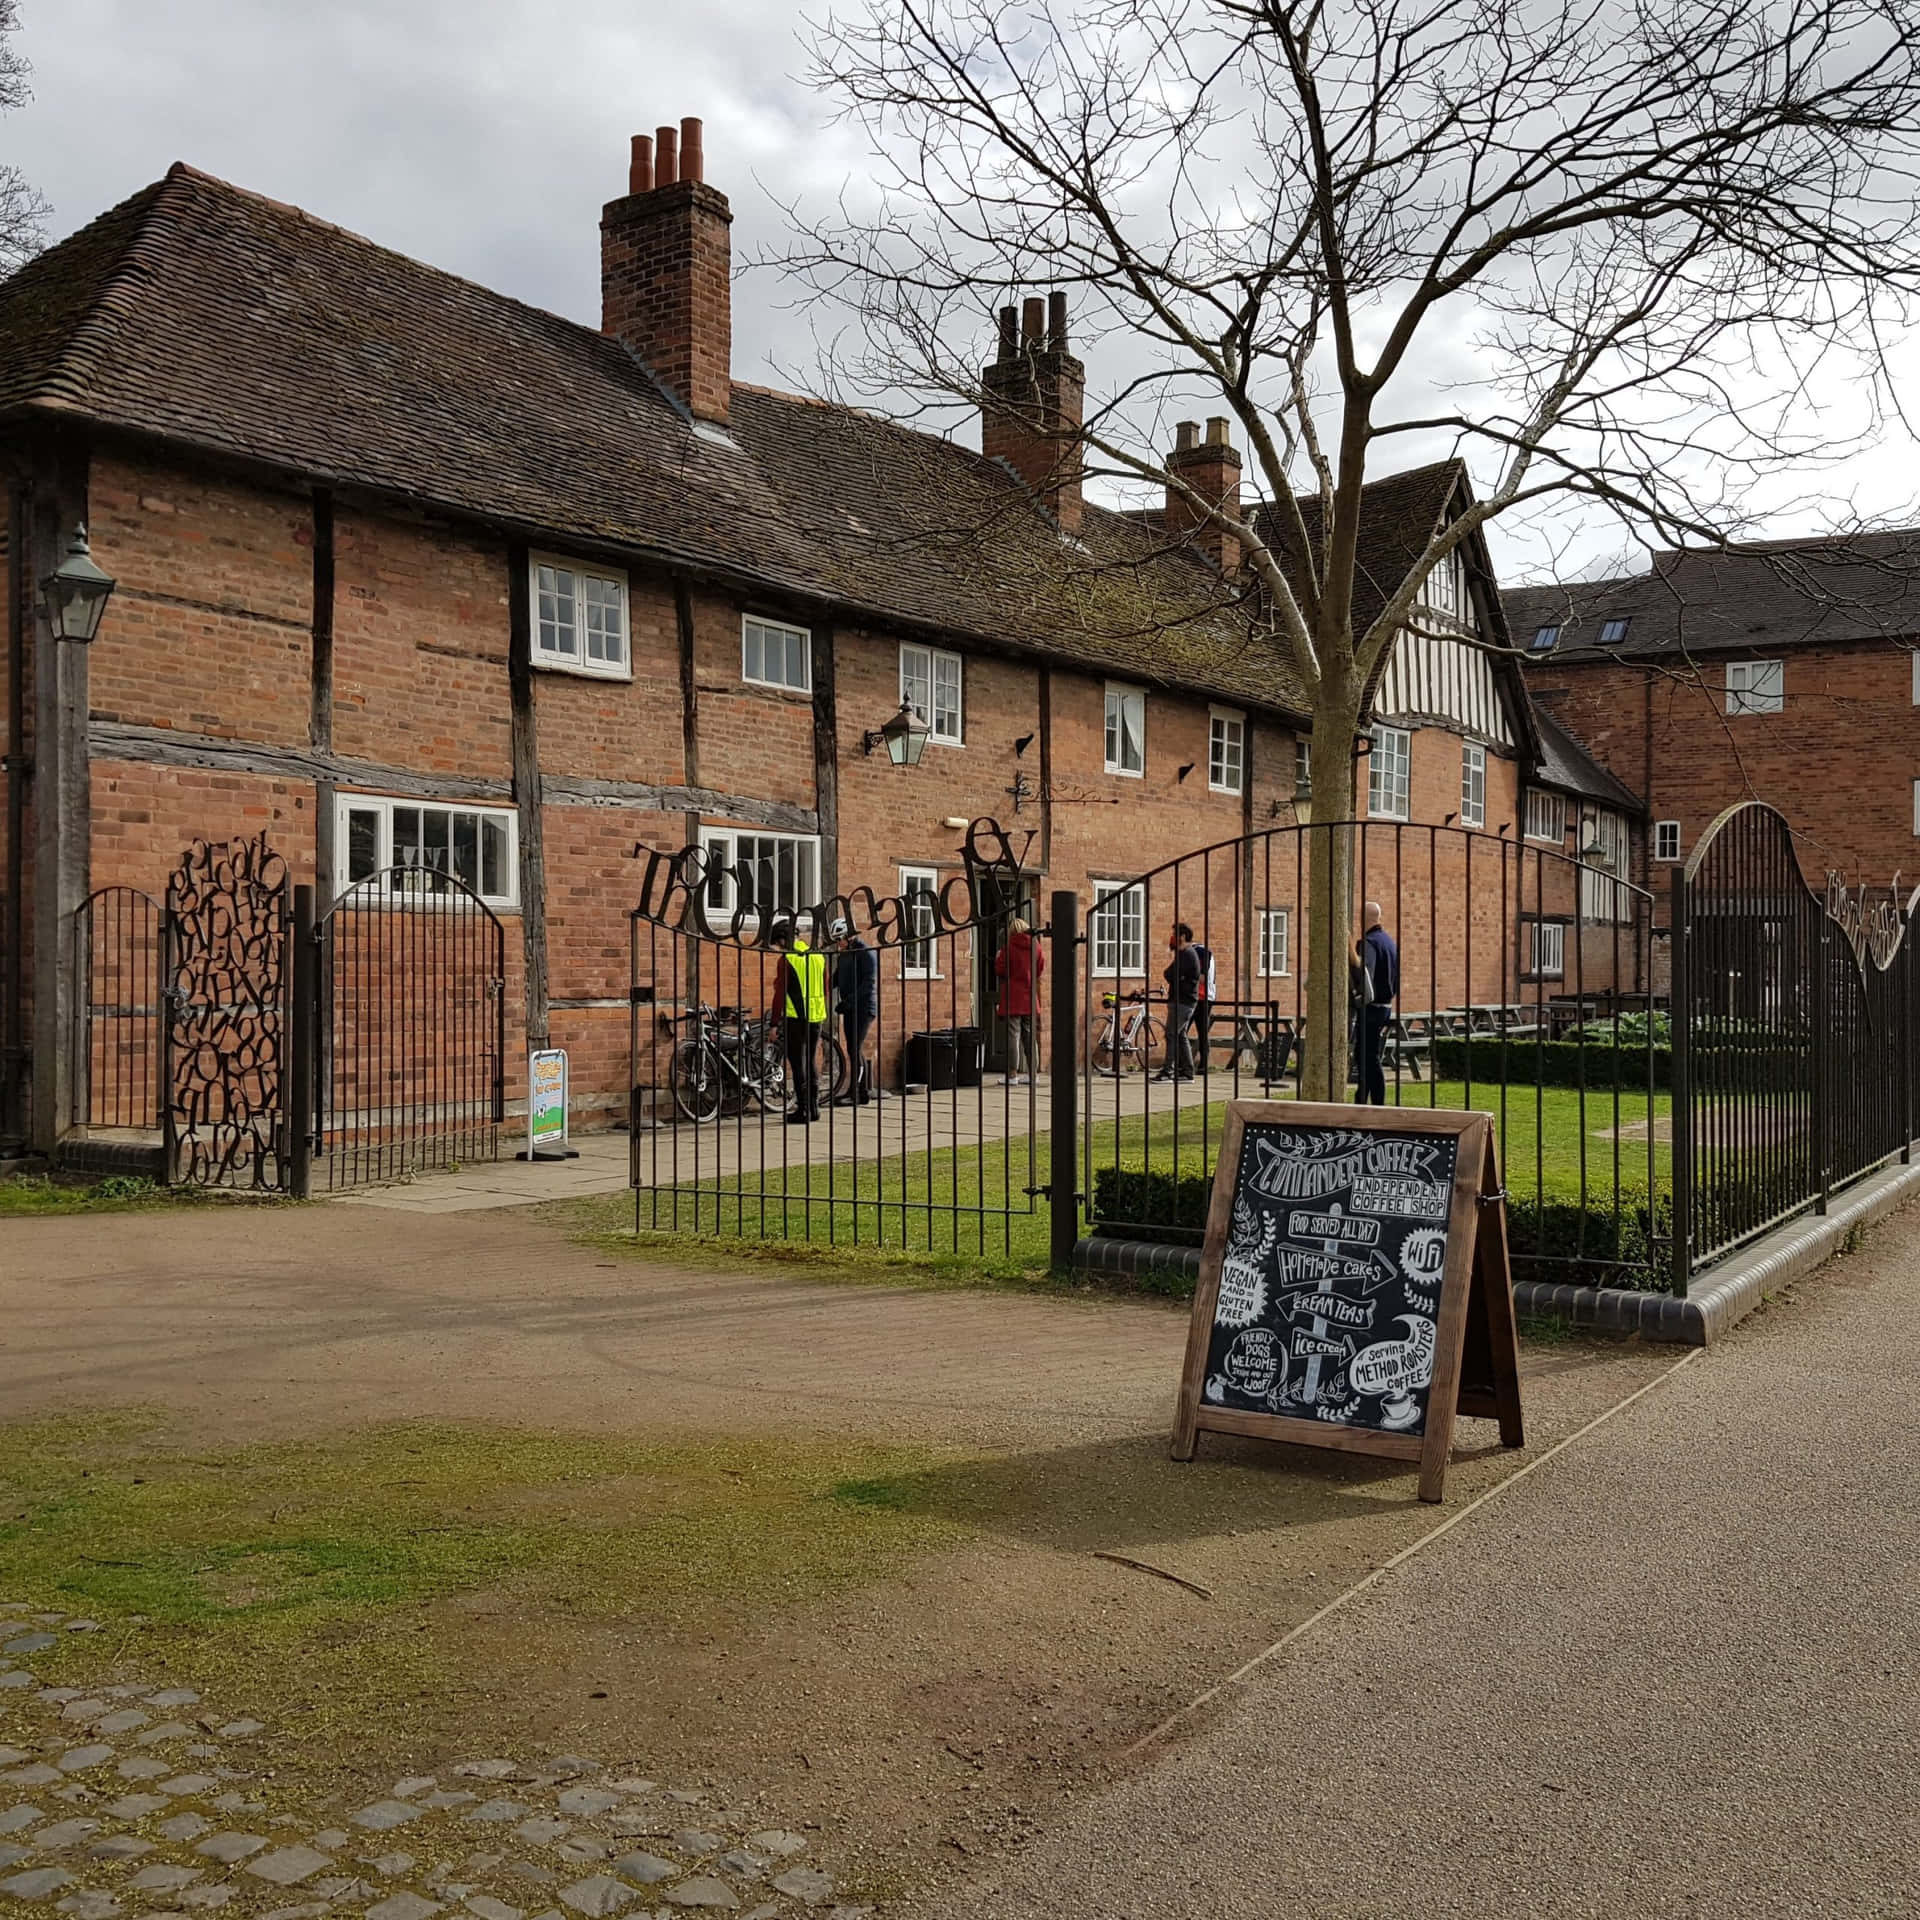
771;912;829;1124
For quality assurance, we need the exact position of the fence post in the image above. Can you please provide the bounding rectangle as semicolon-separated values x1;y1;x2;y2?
1668;866;1691;1296
288;884;316;1200
1811;904;1830;1216
1904;907;1914;1166
1049;887;1080;1270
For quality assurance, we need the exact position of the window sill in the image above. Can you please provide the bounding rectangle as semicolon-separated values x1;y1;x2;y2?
743;676;814;699
533;656;632;684
1208;783;1244;798
1105;766;1145;780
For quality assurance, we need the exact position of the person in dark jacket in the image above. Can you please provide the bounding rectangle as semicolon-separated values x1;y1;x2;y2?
993;916;1045;1084
831;918;880;1105
1156;923;1203;1081
1355;900;1400;1104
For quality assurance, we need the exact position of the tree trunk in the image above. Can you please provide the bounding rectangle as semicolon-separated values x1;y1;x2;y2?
1301;686;1364;1103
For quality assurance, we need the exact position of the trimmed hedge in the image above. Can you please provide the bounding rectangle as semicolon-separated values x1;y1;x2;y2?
1429;1036;1671;1090
1428;1034;1811;1092
1090;1164;1674;1292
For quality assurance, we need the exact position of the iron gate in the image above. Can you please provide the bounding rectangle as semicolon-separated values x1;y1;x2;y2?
304;866;506;1192
162;833;290;1189
73;883;162;1132
628;820;1048;1256
1673;801;1918;1280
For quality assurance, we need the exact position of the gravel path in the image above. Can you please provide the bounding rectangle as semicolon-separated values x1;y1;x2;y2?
898;1211;1920;1917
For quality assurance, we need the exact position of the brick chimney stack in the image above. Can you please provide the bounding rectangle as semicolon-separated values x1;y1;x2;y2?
602;116;732;425
981;289;1085;533
1165;416;1242;572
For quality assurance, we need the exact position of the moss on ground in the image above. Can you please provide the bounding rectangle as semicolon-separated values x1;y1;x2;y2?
0;1410;964;1762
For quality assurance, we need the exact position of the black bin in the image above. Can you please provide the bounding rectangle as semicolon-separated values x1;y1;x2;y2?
904;1029;959;1091
953;1025;986;1088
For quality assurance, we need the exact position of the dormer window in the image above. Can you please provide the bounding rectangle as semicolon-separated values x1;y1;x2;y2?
1420;547;1469;623
1529;624;1561;652
1598;616;1632;645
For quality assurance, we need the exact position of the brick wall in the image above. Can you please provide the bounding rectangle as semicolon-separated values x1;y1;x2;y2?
87;452;312;747
1532;643;1911;889
333;505;510;776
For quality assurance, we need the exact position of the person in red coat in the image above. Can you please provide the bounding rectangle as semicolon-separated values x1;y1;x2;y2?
994;916;1045;1084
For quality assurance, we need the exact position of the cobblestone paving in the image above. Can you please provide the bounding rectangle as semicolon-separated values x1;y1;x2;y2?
0;1614;867;1920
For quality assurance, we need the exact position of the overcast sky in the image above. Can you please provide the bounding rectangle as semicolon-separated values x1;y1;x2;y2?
10;0;1920;582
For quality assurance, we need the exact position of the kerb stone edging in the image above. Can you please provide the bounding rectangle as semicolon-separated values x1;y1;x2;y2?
1072;1154;1920;1347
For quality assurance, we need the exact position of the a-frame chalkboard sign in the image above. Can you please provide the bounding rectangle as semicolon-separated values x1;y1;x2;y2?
1172;1102;1523;1502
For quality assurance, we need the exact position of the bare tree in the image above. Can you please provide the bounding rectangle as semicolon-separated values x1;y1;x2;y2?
0;0;46;273
783;0;1920;1095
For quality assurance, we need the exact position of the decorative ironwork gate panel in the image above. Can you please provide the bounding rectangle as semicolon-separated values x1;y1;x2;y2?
73;885;162;1132
310;867;505;1192
163;834;290;1189
1674;801;1917;1279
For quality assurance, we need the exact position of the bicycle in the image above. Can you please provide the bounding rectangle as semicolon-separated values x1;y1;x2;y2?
669;1004;848;1122
1093;990;1163;1077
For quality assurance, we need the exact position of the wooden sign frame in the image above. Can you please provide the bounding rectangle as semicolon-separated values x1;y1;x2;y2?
1172;1101;1523;1502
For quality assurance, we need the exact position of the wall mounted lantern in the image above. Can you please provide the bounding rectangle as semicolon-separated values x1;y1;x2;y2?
41;523;116;643
864;699;932;766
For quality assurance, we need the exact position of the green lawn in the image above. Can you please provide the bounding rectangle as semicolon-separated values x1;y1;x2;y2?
599;1076;1670;1277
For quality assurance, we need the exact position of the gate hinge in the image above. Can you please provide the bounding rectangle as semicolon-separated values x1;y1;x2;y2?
1028;1183;1051;1198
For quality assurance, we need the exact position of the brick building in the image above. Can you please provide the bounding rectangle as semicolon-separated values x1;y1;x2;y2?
1509;537;1920;903
0;122;1636;1154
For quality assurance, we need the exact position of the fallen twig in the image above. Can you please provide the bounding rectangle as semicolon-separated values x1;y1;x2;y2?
1090;1550;1214;1601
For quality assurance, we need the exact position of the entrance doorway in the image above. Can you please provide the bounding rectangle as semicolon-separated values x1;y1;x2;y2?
971;867;1037;1072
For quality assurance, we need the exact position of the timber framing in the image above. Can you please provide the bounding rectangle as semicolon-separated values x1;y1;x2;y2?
87;721;821;835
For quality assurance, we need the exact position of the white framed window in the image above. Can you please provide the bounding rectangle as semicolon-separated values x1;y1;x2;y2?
1655;820;1682;863
1368;725;1411;821
1580;808;1632;924
1598;616;1632;646
1524;919;1566;979
1526;789;1567;844
1725;658;1783;715
743;614;812;694
1208;709;1245;795
1091;881;1146;977
900;865;940;977
337;794;518;908
1104;683;1145;776
532;555;629;678
1420;546;1468;623
698;826;820;922
1460;741;1486;829
1913;779;1920;836
1294;736;1313;800
1911;650;1920;706
1258;907;1291;977
899;644;963;744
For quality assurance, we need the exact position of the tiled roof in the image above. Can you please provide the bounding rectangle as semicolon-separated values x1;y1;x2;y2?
1252;460;1474;640
0;164;1308;719
1506;535;1920;660
1531;704;1643;813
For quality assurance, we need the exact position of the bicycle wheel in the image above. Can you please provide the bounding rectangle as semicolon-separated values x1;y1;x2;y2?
671;1040;724;1123
1099;1023;1146;1076
745;1029;789;1111
1135;1017;1162;1073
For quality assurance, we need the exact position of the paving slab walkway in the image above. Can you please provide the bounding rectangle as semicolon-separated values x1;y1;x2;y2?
897;1200;1920;1918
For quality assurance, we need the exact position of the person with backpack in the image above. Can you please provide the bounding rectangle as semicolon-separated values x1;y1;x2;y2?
1156;923;1203;1082
993;915;1045;1085
1189;932;1216;1076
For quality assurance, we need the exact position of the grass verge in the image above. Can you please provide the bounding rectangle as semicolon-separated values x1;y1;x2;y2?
0;1410;963;1763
